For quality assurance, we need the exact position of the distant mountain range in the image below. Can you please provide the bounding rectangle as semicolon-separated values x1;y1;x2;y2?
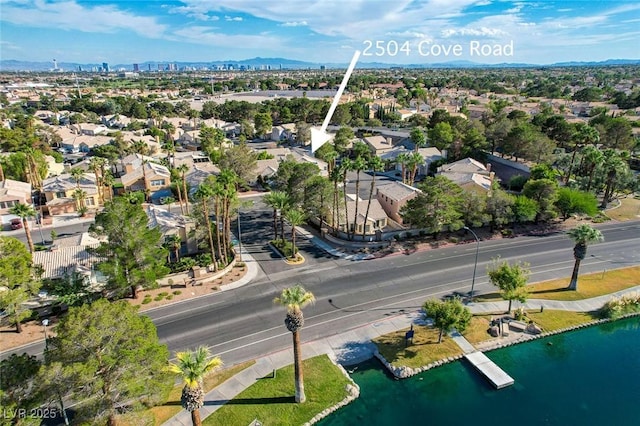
1;57;639;72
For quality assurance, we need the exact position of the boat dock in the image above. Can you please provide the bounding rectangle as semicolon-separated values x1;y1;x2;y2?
464;351;514;389
450;331;514;389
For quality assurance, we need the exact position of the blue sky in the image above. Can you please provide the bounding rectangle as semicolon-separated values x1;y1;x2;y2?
1;0;639;66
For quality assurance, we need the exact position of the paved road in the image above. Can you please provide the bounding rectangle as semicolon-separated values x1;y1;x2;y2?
153;221;639;365
5;221;639;364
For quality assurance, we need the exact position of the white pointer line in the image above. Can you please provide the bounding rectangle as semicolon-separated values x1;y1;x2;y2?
320;50;361;133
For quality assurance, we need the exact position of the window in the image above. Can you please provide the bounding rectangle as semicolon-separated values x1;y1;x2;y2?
151;179;165;186
0;200;16;209
56;191;66;198
85;197;96;206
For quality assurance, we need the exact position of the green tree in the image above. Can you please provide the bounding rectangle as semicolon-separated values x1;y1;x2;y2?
90;197;169;299
487;259;530;313
567;224;604;291
285;208;306;257
422;298;472;343
512;195;538;224
410;127;426;150
9;202;36;253
273;285;316;403
401;176;463;237
177;164;190;215
254;112;273;139
46;300;172;426
555;188;599;220
522;178;558;222
485;188;514;231
0;353;42;423
168;347;223;426
0;236;40;333
428;121;455;151
219;142;258;188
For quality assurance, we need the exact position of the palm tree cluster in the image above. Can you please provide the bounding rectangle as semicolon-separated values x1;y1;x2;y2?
263;191;307;258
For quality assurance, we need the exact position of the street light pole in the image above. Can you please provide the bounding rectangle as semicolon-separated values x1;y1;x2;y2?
237;206;242;262
42;319;49;349
463;226;480;300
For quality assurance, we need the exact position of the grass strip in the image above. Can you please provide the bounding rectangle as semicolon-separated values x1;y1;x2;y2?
203;355;351;426
476;266;640;302
373;326;463;369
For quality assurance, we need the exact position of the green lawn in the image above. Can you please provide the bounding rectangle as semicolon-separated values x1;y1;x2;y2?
462;315;494;345
373;326;463;369
476;266;640;302
203;355;352;426
524;310;598;331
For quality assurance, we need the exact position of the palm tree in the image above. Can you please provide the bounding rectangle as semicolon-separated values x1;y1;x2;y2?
166;234;182;262
362;156;384;238
340;158;353;239
177;164;190;215
580;145;604;192
102;170;115;202
72;188;87;214
406;151;424;186
10;203;36;253
88;157;107;204
194;182;217;271
285;208;306;258
567;224;604;290
273;285;316;403
263;191;290;242
396;152;410;184
168;347;222;426
69;167;84;189
600;149;628;208
351;156;367;240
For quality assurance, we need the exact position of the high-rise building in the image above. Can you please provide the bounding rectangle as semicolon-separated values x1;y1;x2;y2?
133;63;139;72
102;62;110;72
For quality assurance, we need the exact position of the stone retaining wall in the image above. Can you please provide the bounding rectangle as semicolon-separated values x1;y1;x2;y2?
303;358;361;426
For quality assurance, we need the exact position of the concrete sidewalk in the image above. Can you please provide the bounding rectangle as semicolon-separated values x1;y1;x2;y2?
163;286;640;425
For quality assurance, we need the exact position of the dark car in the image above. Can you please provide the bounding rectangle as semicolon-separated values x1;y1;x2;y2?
10;218;22;230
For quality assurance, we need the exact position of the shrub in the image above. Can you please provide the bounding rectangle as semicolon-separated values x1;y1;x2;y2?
196;253;212;267
142;297;152;304
166;294;173;300
236;262;246;268
158;292;169;297
600;292;640;319
172;290;182;296
154;295;164;302
509;175;529;192
270;239;296;258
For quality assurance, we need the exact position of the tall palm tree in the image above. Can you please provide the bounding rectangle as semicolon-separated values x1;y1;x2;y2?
329;167;342;233
72;188;87;213
101;170;115;202
340;158;353;239
567;224;604;290
177;164;190;215
88;157;107;204
194;182;217;271
396;152;410;184
407;151;424;186
285;208;306;258
10;203;36;253
362;156;384;238
263;191;290;242
166;234;182;262
273;285;316;403
168;346;222;426
351;156;367;240
600;149;628;208
580;145;604;192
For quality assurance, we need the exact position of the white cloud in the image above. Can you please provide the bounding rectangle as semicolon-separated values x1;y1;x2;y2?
0;40;20;50
170;26;285;50
1;0;166;37
441;27;508;38
225;16;243;22
167;5;219;21
281;21;308;27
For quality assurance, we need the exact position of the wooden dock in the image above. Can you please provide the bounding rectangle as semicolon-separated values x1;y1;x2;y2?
464;352;514;389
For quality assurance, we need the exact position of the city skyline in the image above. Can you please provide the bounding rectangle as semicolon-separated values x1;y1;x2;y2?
1;1;639;66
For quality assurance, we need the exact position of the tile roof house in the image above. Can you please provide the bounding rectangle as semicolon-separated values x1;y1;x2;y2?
0;179;32;215
32;233;105;284
363;135;395;155
271;123;297;142
375;181;421;224
437;157;494;193
339;198;388;236
42;173;99;215
119;161;172;201
145;204;198;255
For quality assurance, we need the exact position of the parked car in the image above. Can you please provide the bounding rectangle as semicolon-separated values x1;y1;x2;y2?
10;218;22;230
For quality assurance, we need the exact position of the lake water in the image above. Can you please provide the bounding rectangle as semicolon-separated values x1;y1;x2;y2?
319;317;640;426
